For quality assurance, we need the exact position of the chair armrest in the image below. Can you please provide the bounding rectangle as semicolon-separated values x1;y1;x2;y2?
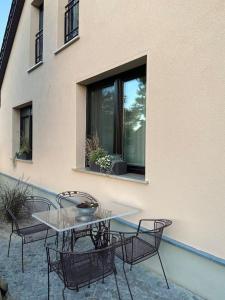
137;219;172;233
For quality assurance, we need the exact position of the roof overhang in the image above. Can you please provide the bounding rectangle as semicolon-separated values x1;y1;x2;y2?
0;0;25;99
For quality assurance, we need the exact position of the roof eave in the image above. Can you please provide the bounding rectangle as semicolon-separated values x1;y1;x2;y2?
0;0;25;98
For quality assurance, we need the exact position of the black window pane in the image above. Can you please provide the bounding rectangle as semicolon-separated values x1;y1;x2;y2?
65;0;79;43
20;106;32;160
89;85;115;154
123;76;146;167
35;3;43;64
39;4;44;31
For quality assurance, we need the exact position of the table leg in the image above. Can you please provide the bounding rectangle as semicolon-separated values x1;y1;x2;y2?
91;220;111;249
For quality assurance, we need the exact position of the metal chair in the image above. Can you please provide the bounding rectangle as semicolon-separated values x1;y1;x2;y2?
46;234;121;300
7;196;58;272
115;219;172;299
56;191;99;250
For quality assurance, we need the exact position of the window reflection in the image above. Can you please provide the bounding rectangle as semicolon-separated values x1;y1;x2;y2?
123;77;146;166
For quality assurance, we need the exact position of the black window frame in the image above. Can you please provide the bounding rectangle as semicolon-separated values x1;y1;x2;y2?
64;0;79;43
86;65;146;175
35;3;44;64
20;105;32;160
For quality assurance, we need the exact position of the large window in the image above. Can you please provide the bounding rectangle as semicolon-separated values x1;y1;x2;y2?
87;66;146;174
65;0;79;43
18;106;32;160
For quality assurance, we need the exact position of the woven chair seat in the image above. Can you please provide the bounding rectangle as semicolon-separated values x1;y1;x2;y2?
16;223;49;235
55;256;113;289
15;223;55;244
116;236;157;264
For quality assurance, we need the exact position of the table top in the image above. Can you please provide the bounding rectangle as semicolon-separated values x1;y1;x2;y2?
32;201;139;232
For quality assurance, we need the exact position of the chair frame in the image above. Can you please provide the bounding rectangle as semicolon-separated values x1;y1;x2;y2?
7;195;58;272
46;235;121;300
56;191;99;251
114;219;172;299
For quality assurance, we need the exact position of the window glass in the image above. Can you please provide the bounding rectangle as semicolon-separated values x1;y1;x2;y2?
123;77;146;167
65;0;79;43
20;106;32;160
72;1;79;32
87;66;146;174
89;85;115;154
39;4;44;31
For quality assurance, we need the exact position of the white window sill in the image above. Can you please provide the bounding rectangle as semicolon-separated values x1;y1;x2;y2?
72;167;149;185
10;158;33;164
54;35;80;55
27;61;43;73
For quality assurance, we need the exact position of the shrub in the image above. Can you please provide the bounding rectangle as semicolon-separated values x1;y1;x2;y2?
89;147;107;163
0;178;32;222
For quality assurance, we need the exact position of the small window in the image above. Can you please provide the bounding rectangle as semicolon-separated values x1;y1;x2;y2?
35;2;44;63
65;0;79;43
17;106;32;160
87;66;146;174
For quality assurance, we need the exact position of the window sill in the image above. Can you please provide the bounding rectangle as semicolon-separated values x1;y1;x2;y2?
72;167;149;185
11;158;33;164
27;61;43;73
54;35;80;55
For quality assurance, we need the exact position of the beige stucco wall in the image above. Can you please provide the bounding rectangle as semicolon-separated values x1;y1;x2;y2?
0;0;225;259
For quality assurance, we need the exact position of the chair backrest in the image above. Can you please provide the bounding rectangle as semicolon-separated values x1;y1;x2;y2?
60;244;116;289
5;207;21;235
56;191;98;208
6;196;57;232
25;195;58;211
137;219;172;250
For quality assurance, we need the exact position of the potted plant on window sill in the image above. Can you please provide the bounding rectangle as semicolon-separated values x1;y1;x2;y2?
86;136;128;175
88;147;108;172
86;135;104;172
16;137;32;160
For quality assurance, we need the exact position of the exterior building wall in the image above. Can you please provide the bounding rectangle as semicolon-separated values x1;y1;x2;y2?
0;0;225;263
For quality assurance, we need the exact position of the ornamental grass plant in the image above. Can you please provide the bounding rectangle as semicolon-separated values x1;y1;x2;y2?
0;177;32;222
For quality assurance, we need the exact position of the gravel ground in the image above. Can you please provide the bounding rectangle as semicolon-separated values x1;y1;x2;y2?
0;222;204;300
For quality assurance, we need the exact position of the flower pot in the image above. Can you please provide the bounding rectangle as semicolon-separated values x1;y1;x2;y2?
16;152;32;160
89;162;100;172
111;160;127;175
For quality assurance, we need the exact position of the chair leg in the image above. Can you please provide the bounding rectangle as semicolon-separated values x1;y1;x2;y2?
47;266;50;300
62;287;66;300
122;262;133;300
62;232;65;251
55;232;59;249
44;229;49;246
157;251;169;289
114;270;121;300
21;238;24;273
7;233;13;257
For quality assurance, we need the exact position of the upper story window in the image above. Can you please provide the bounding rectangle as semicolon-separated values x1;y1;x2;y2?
35;2;44;64
65;0;79;43
87;66;146;175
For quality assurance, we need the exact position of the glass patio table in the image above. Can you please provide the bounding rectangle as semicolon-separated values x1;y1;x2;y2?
32;201;139;250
